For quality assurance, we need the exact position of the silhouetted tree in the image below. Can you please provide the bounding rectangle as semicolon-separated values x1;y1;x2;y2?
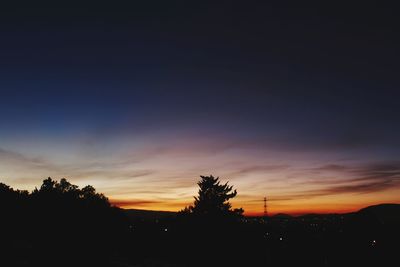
182;175;243;218
174;176;245;267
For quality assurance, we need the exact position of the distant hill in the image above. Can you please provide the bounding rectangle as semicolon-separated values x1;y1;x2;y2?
359;203;400;213
358;203;400;224
123;208;177;221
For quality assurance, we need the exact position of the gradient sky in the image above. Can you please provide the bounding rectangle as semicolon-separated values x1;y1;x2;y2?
1;2;399;215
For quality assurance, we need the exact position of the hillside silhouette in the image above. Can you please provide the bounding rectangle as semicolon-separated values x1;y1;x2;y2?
358;203;400;224
0;176;399;267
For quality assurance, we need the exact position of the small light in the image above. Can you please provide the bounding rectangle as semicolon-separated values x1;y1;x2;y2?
279;237;283;241
164;228;168;232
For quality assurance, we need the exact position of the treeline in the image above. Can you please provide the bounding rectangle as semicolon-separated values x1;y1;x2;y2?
0;178;128;266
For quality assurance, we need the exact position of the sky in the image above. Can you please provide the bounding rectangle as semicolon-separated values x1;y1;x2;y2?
1;2;400;215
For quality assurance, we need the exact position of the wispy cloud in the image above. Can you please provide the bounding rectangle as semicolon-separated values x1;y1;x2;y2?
230;164;290;176
0;147;48;167
291;161;400;197
110;199;162;207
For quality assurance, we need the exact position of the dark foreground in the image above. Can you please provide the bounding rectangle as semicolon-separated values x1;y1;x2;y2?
1;180;399;267
3;207;400;266
119;205;399;267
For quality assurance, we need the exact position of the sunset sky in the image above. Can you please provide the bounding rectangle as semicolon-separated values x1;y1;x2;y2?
1;3;399;215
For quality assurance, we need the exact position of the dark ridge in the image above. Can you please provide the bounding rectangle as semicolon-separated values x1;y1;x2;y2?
122;203;400;221
358;203;400;224
358;203;400;213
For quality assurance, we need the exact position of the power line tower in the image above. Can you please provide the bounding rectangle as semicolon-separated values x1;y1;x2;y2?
263;196;268;217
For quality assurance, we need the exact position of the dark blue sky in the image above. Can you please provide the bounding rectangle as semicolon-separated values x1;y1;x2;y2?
1;2;399;213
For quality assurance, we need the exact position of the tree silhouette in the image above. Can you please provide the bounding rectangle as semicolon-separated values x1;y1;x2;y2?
183;175;243;218
0;177;129;266
31;177;109;207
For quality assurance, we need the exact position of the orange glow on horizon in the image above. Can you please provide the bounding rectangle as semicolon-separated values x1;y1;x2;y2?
111;198;400;216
